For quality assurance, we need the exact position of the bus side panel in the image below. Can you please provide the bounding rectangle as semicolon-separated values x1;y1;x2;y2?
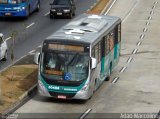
113;43;120;69
104;54;110;78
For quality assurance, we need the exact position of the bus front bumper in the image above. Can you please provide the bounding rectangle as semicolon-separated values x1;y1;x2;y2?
0;10;27;17
38;81;90;100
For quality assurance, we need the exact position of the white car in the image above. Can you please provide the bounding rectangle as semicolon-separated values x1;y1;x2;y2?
0;33;8;61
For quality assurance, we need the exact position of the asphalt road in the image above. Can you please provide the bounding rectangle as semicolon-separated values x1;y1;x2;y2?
0;0;97;71
6;0;160;118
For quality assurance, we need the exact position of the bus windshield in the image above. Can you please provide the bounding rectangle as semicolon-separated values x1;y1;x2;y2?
41;51;89;81
0;0;24;4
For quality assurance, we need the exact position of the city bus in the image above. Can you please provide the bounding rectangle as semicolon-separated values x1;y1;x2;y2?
34;13;121;100
0;0;40;17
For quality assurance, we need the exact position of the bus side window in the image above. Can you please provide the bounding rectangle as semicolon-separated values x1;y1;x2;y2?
101;37;105;57
114;25;119;45
118;24;121;43
109;32;114;51
105;35;109;55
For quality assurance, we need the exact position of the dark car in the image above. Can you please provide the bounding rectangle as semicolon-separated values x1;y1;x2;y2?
50;0;76;19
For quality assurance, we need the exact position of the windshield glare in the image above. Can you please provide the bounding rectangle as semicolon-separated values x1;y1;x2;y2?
0;0;24;4
41;51;89;81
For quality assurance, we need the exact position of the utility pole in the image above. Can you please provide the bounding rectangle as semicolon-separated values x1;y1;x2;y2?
10;31;17;81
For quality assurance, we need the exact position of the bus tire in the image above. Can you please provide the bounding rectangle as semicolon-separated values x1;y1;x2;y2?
105;68;110;81
93;79;97;92
2;51;7;61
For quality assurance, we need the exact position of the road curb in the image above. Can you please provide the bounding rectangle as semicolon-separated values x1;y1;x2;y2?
1;84;37;118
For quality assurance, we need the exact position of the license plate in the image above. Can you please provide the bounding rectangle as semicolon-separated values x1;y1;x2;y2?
5;13;11;16
57;12;62;15
57;95;66;99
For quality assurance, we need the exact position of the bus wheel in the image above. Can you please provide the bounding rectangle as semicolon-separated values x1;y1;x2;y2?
105;69;110;81
93;79;97;92
2;51;7;61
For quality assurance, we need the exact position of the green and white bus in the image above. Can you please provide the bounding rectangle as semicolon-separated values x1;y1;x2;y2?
34;13;121;100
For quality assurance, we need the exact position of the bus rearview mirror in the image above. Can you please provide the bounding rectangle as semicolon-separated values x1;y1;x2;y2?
34;51;40;65
91;57;97;69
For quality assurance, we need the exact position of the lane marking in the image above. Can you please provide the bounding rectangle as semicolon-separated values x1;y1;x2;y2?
122;1;138;23
143;27;147;32
127;57;133;63
112;77;119;83
38;45;41;48
148;16;152;20
120;67;127;73
80;109;92;119
137;41;142;46
146;21;150;26
5;37;11;41
26;22;35;29
140;34;145;39
150;10;154;15
104;0;117;15
154;1;158;4
152;5;156;9
132;49;138;54
29;50;35;54
44;11;50;16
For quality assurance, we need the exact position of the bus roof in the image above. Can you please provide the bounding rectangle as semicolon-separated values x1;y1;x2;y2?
46;13;121;46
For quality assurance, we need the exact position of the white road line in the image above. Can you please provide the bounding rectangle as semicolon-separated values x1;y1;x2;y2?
38;45;41;48
137;41;142;46
44;11;50;16
122;1;138;23
5;36;11;41
112;77;119;83
127;57;133;63
152;5;156;9
140;34;145;39
148;16;152;20
132;49;138;54
146;21;150;26
154;1;158;4
150;10;154;15
29;50;35;54
26;22;35;29
120;67;127;73
143;27;147;32
104;0;117;15
80;109;92;119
